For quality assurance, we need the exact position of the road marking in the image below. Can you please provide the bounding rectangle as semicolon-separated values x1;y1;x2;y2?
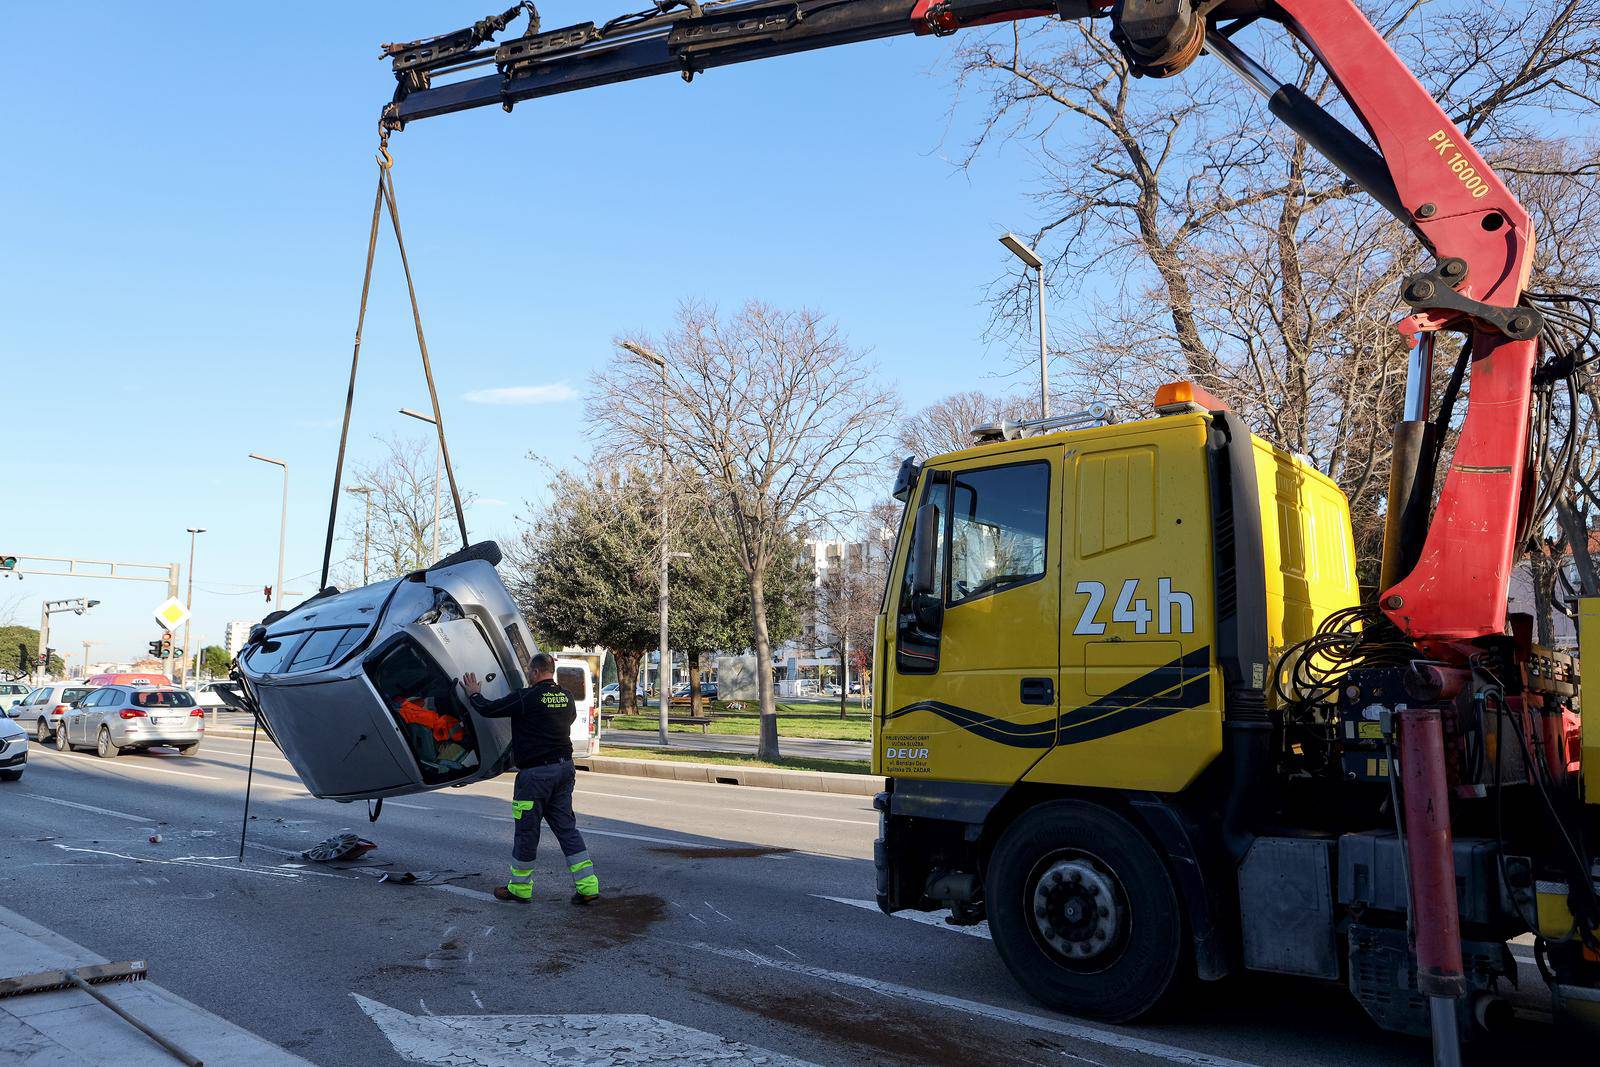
354;995;824;1066
816;895;992;939
704;901;733;922
17;792;152;822
31;748;222;781
387;801;433;810
53;844;302;880
577;789;661;802
725;807;875;826
470;990;484;1010
431;883;497;903
680;941;1258;1067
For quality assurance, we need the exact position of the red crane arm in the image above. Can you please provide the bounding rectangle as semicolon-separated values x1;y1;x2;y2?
383;0;1544;644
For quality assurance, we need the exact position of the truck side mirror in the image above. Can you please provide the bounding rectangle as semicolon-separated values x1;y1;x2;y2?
912;503;938;597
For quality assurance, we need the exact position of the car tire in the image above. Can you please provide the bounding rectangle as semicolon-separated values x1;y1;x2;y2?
0;769;20;782
55;725;70;751
36;718;52;744
176;743;201;756
96;727;120;759
986;799;1184;1023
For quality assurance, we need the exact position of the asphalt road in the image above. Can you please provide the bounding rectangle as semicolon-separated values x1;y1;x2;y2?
0;732;1561;1067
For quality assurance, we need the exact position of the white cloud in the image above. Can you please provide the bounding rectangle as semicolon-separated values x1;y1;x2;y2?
473;498;508;507
462;383;577;405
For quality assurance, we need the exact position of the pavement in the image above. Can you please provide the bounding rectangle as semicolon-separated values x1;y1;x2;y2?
0;729;1566;1066
0;904;312;1064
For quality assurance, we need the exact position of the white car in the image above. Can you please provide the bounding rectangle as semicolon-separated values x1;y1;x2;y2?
0;714;27;781
13;683;98;743
0;683;29;715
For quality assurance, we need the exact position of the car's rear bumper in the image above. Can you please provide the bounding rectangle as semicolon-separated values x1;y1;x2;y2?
115;722;203;746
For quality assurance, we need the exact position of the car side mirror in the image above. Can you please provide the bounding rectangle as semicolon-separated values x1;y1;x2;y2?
912;502;938;597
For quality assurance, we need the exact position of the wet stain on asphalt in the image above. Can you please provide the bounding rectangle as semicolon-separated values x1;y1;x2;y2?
706;987;1062;1067
648;845;793;860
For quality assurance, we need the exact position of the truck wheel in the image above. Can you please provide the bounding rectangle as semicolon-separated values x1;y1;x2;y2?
987;799;1183;1022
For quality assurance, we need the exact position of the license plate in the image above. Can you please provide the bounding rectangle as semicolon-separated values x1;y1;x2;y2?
155;717;181;726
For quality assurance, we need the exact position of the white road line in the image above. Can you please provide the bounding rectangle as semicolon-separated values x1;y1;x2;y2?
17;793;152;822
576;789;661;803
386;801;432;810
432;883;497;903
53;844;302;880
31;749;222;781
725;807;875;826
816;895;992;939
681;941;1258;1067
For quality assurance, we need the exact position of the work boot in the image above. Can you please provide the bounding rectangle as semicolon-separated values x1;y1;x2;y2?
570;890;599;906
494;886;530;904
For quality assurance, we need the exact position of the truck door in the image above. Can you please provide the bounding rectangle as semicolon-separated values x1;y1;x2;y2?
881;448;1060;785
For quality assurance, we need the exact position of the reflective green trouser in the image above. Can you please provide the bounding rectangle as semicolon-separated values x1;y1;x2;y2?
507;761;598;899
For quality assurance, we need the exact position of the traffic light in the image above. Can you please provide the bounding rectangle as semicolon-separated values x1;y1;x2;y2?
148;639;163;658
159;632;174;659
0;555;16;571
263;585;272;602
37;647;53;668
16;643;28;673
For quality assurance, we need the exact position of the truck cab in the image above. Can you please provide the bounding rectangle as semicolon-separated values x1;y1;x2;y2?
874;390;1361;1021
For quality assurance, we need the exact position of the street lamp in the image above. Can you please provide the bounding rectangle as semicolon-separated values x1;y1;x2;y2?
181;527;205;684
249;454;288;611
399;407;443;561
345;485;374;585
619;339;672;745
1000;232;1050;419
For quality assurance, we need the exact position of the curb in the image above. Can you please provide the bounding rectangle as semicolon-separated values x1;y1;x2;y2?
573;754;883;796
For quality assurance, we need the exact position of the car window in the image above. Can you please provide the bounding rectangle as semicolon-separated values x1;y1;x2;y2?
947;461;1050;606
63;687;93;704
556;667;587;702
285;627;363;672
367;639;481;786
133;690;196;708
246;634;304;674
92;690;117;707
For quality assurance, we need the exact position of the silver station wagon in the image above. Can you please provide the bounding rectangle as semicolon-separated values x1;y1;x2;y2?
235;542;531;802
58;685;204;758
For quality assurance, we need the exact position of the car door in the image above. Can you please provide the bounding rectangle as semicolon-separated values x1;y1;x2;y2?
77;689;108;743
881;448;1062;785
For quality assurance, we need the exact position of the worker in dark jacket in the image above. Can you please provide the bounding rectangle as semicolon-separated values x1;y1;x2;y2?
462;652;599;905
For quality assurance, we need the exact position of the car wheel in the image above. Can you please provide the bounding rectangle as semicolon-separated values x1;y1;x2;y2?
96;726;121;759
36;718;52;743
0;769;20;782
986;800;1184;1023
176;742;201;756
55;725;70;751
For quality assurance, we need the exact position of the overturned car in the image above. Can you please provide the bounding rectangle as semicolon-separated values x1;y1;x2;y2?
235;542;534;801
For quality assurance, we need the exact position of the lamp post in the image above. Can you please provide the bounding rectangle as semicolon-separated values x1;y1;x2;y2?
248;454;288;611
180;527;205;684
1000;232;1050;419
346;485;374;585
400;407;443;561
619;339;672;745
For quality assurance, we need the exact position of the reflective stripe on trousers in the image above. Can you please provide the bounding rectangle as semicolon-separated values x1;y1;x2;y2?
509;760;597;898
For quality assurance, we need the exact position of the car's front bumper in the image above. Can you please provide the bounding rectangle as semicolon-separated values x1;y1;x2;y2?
0;743;27;770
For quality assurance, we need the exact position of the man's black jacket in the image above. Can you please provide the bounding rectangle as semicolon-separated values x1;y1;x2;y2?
470;678;574;767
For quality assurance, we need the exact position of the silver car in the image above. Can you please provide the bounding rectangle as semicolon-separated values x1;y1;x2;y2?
13;683;97;743
0;714;26;781
58;685;204;758
236;541;530;801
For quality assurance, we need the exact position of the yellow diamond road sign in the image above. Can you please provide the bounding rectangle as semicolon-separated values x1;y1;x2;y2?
153;597;190;632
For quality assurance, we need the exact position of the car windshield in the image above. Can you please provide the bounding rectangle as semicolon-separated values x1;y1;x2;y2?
133;691;196;708
0;684;26;694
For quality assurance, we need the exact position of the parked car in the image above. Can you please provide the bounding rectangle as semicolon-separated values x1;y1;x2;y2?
187;681;238;710
0;714;26;781
57;685;204;758
669;681;719;706
599;682;647;707
821;683;843;697
0;683;30;715
13;683;97;743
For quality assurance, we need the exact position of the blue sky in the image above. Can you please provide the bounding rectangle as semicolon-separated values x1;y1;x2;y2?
1;2;1051;661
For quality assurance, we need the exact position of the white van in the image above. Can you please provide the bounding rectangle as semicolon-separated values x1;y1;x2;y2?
554;654;600;758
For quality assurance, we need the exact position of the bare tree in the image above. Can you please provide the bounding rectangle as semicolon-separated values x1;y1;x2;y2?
592;300;897;759
338;433;471;583
895;390;1042;460
812;544;884;718
948;2;1600;584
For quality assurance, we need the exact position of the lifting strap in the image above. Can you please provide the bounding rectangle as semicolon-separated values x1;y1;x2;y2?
317;138;471;591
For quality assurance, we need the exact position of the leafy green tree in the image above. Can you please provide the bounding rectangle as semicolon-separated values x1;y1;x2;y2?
0;626;63;678
201;645;231;679
504;464;659;715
